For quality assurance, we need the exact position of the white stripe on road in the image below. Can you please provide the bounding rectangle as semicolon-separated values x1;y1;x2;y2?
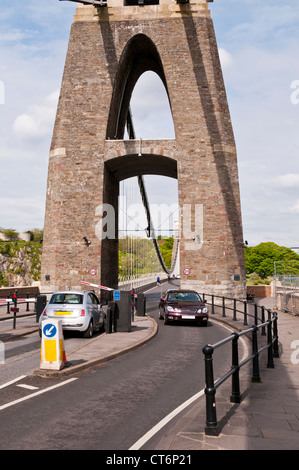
17;384;39;390
0;375;27;390
0;378;78;411
129;388;206;450
129;318;249;451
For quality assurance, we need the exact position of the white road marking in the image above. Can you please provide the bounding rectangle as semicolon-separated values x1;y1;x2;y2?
129;388;206;450
0;375;27;390
130;319;249;450
0;378;78;411
17;384;39;390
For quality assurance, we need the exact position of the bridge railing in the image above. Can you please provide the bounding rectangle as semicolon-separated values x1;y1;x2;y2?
201;293;279;436
200;292;269;332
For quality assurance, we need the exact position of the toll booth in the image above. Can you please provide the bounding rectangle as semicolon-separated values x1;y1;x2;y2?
136;293;146;316
113;290;131;332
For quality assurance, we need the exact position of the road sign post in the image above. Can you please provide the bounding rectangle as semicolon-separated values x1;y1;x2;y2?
11;291;18;329
40;319;65;370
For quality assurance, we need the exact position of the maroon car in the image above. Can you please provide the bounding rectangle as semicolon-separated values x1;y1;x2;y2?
159;289;208;325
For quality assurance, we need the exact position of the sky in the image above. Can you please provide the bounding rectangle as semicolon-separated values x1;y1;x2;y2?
0;0;298;248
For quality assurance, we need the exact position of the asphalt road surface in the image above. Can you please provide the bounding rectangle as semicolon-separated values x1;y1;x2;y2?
0;281;234;450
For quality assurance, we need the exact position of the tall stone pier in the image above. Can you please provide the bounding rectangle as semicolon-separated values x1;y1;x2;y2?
41;0;246;298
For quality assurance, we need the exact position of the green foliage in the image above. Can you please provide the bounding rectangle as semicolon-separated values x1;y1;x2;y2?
0;271;8;287
27;228;43;242
0;232;43;286
118;236;174;277
245;242;299;280
0;227;18;240
158;237;174;269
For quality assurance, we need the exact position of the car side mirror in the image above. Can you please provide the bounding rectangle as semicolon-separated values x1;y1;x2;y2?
160;297;165;302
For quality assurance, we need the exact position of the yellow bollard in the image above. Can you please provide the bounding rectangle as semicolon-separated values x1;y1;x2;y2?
40;319;64;370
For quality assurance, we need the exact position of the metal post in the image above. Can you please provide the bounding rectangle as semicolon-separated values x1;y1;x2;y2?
261;306;266;336
252;325;261;382
254;303;258;325
11;290;18;330
233;299;237;321
230;333;241;403
243;301;248;326
273;312;279;358
222;296;226;317
211;295;215;315
203;344;218;435
267;313;275;368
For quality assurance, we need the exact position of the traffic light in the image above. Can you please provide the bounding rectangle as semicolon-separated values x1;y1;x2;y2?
11;291;17;305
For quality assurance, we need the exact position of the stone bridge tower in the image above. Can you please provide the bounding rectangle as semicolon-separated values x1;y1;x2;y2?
40;0;246;298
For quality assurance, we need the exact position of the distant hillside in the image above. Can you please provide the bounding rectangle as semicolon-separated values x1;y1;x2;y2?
0;241;42;287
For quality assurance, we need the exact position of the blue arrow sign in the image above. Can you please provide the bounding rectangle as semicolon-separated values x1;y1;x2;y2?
43;324;57;338
113;290;120;301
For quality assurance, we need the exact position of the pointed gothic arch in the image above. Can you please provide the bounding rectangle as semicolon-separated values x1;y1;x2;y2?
106;33;170;140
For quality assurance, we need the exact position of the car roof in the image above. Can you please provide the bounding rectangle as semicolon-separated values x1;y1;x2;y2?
50;290;93;295
166;289;199;294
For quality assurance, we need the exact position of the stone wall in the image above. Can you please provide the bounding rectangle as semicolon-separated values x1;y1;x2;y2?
41;0;246;298
247;285;272;298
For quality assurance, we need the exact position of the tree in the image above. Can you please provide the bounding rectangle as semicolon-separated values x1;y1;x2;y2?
245;242;299;279
0;227;18;240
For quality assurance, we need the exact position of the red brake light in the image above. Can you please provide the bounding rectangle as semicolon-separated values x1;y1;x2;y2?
43;309;47;316
80;309;86;316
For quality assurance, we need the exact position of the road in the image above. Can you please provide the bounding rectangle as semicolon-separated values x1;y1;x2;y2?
0;315;99;387
0;281;235;450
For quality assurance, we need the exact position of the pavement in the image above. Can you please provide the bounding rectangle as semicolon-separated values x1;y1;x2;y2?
1;298;299;450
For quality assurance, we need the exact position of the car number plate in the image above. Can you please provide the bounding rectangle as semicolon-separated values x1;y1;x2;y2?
182;315;195;319
55;311;72;315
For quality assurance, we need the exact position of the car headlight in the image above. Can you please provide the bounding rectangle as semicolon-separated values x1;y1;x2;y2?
197;307;208;314
167;306;181;313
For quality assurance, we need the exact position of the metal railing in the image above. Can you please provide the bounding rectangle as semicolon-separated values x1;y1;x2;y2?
201;294;279;436
200;292;269;329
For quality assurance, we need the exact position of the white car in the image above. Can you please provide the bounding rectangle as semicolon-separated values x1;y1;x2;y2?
39;290;105;338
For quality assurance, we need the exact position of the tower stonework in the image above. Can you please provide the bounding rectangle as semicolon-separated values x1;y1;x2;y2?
41;0;246;298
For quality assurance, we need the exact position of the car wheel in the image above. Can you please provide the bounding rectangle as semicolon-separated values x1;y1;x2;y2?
83;320;93;338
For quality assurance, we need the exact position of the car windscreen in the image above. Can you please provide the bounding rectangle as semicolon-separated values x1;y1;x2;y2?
167;292;202;303
49;293;83;304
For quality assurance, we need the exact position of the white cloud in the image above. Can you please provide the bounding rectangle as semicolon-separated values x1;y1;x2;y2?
0;197;45;230
13;91;58;143
285;199;299;214
265;174;299;188
218;48;233;70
